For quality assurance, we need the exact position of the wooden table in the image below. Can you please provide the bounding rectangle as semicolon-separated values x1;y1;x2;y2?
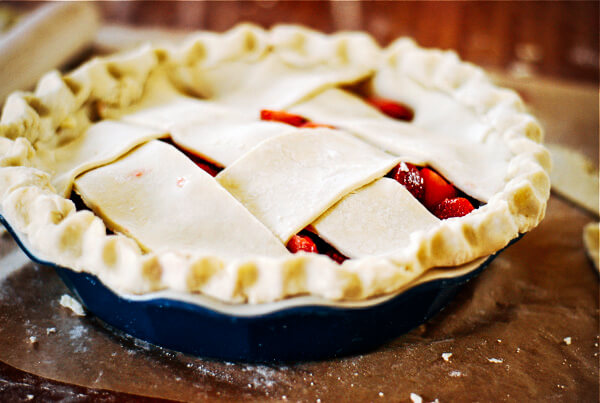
0;2;598;401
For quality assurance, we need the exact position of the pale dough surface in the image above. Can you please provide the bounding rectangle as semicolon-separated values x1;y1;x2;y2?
548;143;599;216
74;140;289;258
184;53;373;111
313;177;440;258
291;88;510;202
170;120;292;167
36;120;166;197
216;129;400;242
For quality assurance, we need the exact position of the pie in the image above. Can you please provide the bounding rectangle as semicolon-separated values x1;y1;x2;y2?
0;24;551;303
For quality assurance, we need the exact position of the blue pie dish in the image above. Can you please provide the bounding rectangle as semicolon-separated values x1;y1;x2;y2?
1;213;513;362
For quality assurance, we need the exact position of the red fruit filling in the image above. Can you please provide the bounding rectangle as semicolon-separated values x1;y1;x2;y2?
299;121;336;129
286;230;348;264
190;158;223;177
366;97;415;121
287;233;318;253
388;163;478;219
420;167;458;211
261;110;308;127
391;162;424;200
260;110;335;129
161;139;224;177
434;197;475;220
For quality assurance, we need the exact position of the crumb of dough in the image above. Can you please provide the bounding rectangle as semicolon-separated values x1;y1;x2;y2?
563;336;572;345
449;370;462;377
410;393;423;403
46;327;56;335
59;294;86;316
488;358;503;363
29;336;37;344
547;144;599;215
442;352;452;362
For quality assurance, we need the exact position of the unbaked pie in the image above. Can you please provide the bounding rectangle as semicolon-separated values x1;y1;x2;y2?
0;24;550;303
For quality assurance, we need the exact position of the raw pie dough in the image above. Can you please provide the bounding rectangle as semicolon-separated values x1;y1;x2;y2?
74;140;289;258
0;24;551;303
547;143;599;216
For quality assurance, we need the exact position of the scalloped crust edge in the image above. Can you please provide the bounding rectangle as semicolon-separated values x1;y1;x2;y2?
0;24;550;303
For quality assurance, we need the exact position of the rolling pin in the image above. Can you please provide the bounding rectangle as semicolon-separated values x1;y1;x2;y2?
0;2;100;105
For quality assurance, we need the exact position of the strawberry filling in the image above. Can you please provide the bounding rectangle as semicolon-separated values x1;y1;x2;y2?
298;121;336;129
189;157;223;177
366;97;415;121
261;110;307;127
388;163;476;220
287;230;348;264
260;110;335;129
391;162;424;200
420;167;458;211
287;233;318;253
434;197;475;219
160;138;224;177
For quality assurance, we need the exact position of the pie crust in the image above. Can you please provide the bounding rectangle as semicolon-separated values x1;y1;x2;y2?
0;24;551;303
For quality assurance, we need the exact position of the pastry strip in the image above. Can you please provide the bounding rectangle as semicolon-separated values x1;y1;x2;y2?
216;129;400;242
291;88;510;202
548;144;599;216
312;178;439;258
185;54;373;111
38;120;166;197
74;140;289;258
170;120;292;167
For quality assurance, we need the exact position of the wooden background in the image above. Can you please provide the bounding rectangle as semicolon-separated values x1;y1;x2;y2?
96;1;599;84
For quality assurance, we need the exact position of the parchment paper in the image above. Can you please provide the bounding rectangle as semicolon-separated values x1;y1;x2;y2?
0;194;598;402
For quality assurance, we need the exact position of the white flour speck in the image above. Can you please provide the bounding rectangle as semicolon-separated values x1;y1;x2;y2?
241;365;277;388
488;358;503;364
442;352;452;362
449;370;462;377
68;324;89;353
563;337;572;345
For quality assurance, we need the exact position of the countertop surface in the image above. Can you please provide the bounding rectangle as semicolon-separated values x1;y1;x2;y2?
0;2;598;402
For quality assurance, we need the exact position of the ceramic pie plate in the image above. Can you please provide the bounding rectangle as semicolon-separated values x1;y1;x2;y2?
1;211;515;362
0;24;549;362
